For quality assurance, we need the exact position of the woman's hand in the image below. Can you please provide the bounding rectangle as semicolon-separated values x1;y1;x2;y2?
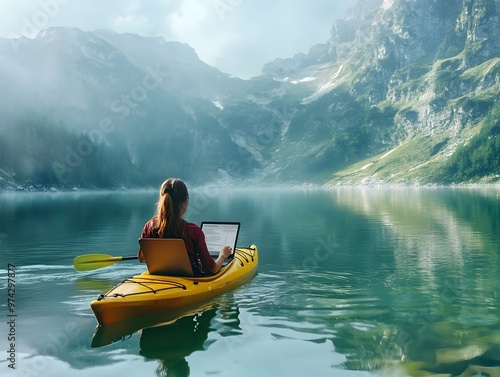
220;246;232;259
209;246;232;274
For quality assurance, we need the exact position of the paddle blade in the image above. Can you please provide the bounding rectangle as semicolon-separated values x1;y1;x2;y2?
74;254;123;271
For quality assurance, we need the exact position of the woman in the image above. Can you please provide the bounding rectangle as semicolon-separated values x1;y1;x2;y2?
138;178;231;276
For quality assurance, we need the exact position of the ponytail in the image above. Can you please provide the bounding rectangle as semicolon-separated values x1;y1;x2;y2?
153;178;189;238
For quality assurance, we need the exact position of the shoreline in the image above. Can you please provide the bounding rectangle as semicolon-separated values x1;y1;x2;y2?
1;181;499;194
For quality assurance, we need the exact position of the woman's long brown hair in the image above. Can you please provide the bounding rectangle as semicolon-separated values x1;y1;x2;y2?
153;178;189;238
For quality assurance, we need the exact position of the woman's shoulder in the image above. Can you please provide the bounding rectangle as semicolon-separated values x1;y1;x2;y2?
185;221;204;238
141;218;156;237
186;221;202;232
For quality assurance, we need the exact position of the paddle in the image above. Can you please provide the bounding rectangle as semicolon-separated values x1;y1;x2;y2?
74;253;138;271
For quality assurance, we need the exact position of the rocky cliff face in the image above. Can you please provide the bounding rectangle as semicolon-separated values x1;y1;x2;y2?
262;0;500;184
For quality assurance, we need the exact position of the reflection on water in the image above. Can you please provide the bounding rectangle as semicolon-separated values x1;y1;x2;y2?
1;187;499;377
139;310;217;377
90;297;243;377
74;277;118;294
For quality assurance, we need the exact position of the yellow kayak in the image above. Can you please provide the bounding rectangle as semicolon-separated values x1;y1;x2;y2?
91;246;258;325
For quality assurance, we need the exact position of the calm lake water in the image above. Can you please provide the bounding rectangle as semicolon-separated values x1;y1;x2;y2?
1;187;499;377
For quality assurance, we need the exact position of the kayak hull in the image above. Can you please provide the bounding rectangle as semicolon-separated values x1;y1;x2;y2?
90;246;258;325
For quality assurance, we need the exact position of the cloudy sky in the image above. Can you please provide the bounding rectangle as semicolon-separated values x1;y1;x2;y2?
0;0;357;78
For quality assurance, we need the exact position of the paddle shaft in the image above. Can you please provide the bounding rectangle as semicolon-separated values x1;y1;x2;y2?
73;254;139;271
121;256;139;261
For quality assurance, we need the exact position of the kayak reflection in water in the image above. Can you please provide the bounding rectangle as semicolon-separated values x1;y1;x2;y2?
137;178;232;276
139;296;242;377
139;310;216;377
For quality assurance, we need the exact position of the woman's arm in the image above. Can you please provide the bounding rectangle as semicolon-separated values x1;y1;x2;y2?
207;246;232;274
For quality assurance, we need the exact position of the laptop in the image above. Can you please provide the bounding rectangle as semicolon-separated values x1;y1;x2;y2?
200;222;240;264
139;238;194;277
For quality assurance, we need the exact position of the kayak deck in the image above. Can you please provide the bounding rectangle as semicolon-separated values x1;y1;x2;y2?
91;246;258;325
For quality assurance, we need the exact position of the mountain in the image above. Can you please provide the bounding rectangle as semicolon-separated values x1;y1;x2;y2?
0;27;254;189
262;0;500;185
1;0;499;190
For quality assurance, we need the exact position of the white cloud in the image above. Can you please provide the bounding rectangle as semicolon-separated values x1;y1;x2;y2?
0;0;357;78
164;0;241;67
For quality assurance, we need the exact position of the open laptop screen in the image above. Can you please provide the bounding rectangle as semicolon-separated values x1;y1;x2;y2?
200;222;240;257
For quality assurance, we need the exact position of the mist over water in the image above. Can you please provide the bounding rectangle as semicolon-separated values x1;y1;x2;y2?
0;187;499;377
